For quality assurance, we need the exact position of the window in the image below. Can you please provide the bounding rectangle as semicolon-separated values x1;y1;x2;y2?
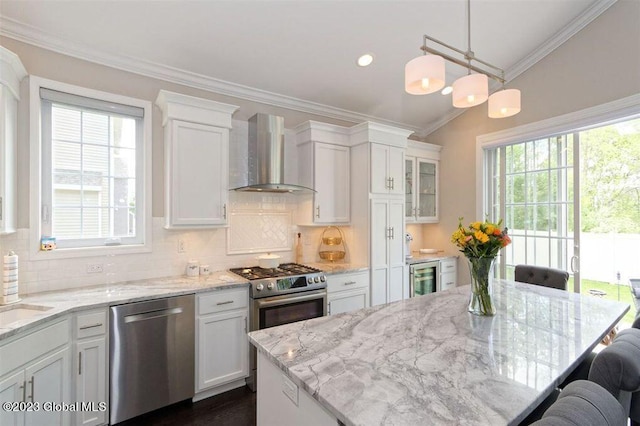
31;77;152;255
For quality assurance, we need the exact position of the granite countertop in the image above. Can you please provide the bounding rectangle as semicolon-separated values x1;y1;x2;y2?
405;251;458;264
248;280;628;426
0;271;248;341
306;262;368;275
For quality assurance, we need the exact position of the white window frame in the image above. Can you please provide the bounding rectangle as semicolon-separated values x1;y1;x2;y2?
29;76;152;259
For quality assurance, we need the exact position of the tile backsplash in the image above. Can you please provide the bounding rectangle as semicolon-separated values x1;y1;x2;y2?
0;192;355;295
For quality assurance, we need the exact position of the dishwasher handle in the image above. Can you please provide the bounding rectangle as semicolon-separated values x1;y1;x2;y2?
124;307;183;323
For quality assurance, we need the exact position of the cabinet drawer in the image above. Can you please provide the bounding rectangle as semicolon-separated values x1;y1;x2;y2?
440;258;457;273
327;271;369;293
76;309;107;339
440;272;457;291
198;288;248;315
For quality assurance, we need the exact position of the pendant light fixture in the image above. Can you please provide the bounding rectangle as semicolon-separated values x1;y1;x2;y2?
404;0;521;118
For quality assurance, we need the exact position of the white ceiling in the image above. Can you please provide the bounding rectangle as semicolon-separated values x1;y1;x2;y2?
0;0;613;136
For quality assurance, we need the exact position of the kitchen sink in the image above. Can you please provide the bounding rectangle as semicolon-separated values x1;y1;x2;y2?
0;304;53;327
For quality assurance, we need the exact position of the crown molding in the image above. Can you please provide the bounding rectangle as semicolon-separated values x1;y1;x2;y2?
0;17;421;135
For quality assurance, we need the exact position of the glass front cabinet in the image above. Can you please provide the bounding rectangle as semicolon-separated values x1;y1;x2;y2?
405;141;441;223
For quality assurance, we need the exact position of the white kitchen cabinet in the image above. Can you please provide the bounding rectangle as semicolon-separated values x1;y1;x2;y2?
296;122;350;225
195;288;249;399
405;141;441;223
0;318;71;426
439;258;458;291
371;143;404;196
370;197;406;306
0;47;27;235
156;90;239;229
327;271;369;315
74;309;108;426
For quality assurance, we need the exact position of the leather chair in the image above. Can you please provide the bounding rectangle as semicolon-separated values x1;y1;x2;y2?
514;264;570;290
589;327;640;425
529;380;626;426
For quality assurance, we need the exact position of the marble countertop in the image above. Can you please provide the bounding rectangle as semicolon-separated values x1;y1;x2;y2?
249;280;629;426
406;252;458;264
0;271;248;341
306;262;368;275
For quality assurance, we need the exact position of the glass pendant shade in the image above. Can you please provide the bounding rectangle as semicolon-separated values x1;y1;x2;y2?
452;73;488;108
405;54;446;95
488;89;521;118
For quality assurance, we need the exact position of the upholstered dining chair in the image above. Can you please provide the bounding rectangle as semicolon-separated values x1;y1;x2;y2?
589;327;640;425
530;380;627;426
514;264;570;290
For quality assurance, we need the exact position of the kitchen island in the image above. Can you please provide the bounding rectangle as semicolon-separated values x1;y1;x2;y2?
248;280;629;426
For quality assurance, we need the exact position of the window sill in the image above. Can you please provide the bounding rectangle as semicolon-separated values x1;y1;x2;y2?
29;240;152;261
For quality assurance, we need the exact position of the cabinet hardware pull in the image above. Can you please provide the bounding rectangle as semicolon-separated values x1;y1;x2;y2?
28;377;34;401
316;205;320;218
390;227;395;239
223;204;227;219
344;281;357;285
244;317;247;333
390;177;395;190
79;323;103;330
20;381;25;402
79;352;82;375
216;300;234;305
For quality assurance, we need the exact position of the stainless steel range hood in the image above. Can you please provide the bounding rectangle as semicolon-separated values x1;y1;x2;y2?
232;113;314;193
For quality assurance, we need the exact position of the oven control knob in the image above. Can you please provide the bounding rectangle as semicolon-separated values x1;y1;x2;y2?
256;283;264;291
314;276;320;283
320;275;326;282
267;282;275;290
307;277;313;284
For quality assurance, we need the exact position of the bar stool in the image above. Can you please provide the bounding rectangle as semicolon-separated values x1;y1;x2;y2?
529;380;626;425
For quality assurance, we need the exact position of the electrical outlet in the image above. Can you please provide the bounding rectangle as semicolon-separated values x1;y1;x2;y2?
87;264;103;274
177;239;186;253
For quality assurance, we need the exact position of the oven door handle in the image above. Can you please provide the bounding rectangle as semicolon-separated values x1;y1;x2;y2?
255;290;327;309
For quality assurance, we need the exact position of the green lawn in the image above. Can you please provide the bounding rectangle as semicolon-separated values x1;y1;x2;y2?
572;278;637;325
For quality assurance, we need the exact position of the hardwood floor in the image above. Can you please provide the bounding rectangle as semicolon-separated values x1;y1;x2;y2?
118;386;256;426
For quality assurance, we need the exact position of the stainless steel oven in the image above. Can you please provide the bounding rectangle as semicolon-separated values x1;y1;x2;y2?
229;263;327;391
409;261;440;297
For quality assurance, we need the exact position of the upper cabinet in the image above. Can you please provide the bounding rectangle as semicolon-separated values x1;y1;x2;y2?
405;141;441;223
370;143;404;196
0;47;27;235
156;90;239;229
296;121;350;225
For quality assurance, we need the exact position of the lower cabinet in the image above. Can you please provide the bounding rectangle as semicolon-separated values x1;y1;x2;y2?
74;309;108;426
327;271;369;315
439;258;458;291
0;319;71;426
196;288;249;399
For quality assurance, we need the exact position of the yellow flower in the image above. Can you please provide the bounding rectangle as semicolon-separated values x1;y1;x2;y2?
485;224;495;235
470;221;482;230
474;230;489;243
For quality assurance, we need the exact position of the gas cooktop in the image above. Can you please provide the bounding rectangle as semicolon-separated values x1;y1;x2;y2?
229;263;322;280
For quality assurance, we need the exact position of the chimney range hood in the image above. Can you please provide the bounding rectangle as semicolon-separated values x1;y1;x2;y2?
232;113;314;193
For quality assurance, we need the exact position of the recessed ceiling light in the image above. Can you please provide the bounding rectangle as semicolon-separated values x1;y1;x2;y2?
357;54;374;67
441;86;453;95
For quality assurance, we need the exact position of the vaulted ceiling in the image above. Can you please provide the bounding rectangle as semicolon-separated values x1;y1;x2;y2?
0;0;614;136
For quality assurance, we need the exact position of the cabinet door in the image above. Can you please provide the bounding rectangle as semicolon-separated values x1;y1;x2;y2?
0;370;25;426
25;347;71;426
440;272;457;291
197;310;249;392
388;198;406;302
416;159;438;222
370;198;389;306
328;288;368;315
167;120;228;227
314;143;350;223
388;146;405;196
75;337;107;426
0;87;18;235
370;144;389;194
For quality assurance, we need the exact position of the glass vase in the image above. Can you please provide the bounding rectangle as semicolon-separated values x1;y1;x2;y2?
467;256;497;316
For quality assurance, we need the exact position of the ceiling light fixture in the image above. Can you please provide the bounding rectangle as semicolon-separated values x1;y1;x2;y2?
357;54;374;67
404;0;521;118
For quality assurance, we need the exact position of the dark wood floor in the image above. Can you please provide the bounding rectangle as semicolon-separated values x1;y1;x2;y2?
118;386;256;426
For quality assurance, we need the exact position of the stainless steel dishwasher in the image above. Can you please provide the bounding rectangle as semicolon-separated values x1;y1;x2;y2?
109;294;195;424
